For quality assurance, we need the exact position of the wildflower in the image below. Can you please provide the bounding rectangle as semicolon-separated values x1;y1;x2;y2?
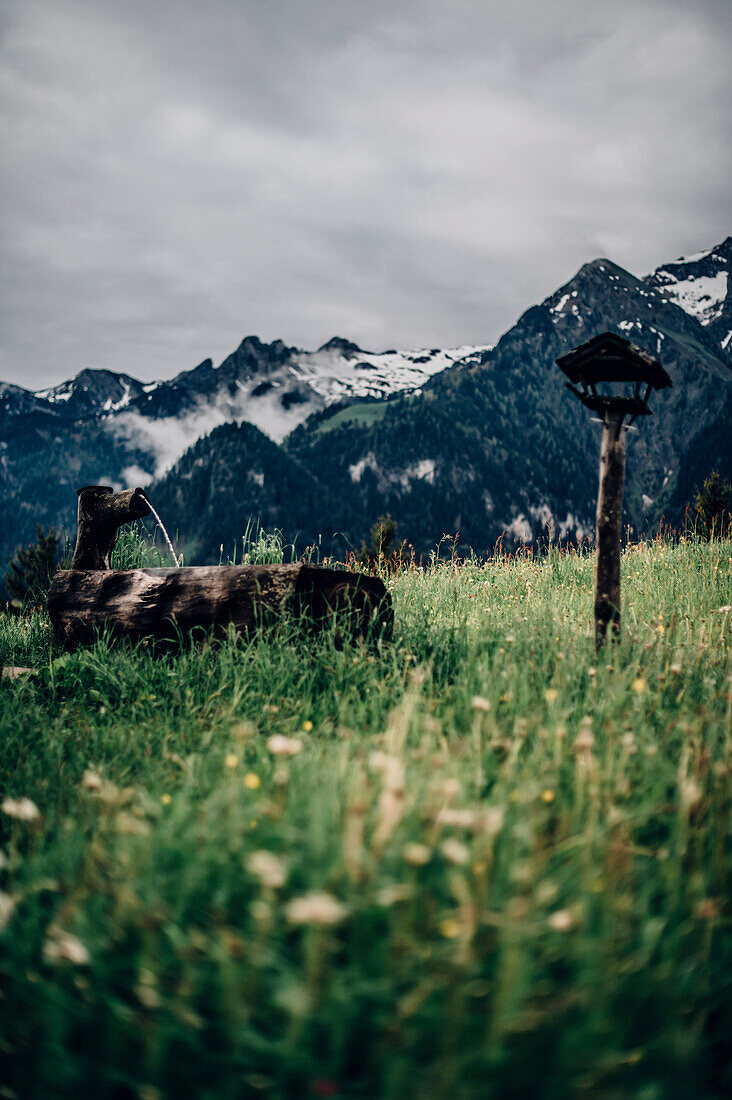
266;734;302;757
632;678;646;693
302;720;314;732
439;917;461;938
244;773;261;790
225;753;239;769
43;927;90;966
438;807;476;828
160;793;172;806
403;842;431;866
548;908;578;932
480;806;505;836
540;789;555;803
377;884;413;906
285;891;348;927
247;850;288;889
1;796;40;823
0;891;16;932
670;663;682;675
544;688;558;704
441;838;470;865
80;771;124;804
471;695;491;712
588;667;597;678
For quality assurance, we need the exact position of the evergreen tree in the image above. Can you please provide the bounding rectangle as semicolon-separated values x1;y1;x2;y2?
5;525;60;607
688;472;731;540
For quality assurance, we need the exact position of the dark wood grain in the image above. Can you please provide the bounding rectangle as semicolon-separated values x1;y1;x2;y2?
71;485;151;570
594;414;626;650
47;564;392;647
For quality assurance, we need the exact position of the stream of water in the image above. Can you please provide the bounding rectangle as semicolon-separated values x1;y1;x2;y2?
143;498;181;567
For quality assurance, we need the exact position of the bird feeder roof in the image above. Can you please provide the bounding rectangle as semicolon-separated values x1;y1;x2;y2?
556;331;672;390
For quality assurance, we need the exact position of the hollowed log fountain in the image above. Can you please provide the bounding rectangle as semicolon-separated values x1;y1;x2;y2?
47;486;392;647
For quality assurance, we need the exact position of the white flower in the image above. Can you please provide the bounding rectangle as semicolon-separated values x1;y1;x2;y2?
266;735;303;757
471;695;491;712
438;808;476;828
285;891;348;927
441;838;470;865
548;908;578;932
247;850;288;889
403;842;431;866
1;796;40;823
43;927;91;965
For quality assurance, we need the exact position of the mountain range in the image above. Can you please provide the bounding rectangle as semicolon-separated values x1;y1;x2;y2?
1;237;730;569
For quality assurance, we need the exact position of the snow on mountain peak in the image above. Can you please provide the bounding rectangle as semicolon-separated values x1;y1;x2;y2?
645;238;731;327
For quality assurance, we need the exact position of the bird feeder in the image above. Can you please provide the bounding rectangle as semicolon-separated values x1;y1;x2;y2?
556;332;672;650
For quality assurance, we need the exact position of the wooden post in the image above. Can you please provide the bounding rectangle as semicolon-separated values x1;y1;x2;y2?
71;485;151;570
594;412;626;650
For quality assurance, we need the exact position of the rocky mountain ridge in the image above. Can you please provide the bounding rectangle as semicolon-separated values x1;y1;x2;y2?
1;237;730;569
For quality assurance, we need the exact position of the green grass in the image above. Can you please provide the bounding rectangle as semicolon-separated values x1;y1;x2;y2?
312;400;389;435
1;537;731;1099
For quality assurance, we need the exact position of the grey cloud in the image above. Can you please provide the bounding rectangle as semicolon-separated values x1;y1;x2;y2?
1;0;731;387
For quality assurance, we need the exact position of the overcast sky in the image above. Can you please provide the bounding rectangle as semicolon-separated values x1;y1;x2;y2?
1;0;731;388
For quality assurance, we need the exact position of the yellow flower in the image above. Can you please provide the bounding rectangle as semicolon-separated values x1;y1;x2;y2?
160;793;172;805
632;678;647;693
225;753;240;769
302;720;314;732
439;917;461;939
244;773;260;790
544;688;558;703
541;789;555;803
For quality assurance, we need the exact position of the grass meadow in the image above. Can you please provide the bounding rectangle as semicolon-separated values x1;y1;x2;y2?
1;532;731;1099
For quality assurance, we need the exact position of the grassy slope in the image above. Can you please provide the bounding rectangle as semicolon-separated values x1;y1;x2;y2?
1;539;731;1099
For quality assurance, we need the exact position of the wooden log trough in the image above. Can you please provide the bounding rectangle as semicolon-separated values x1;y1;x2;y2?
47;487;392;648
